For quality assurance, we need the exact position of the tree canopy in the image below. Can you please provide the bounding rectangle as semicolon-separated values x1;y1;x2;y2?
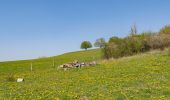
94;38;106;48
81;41;92;50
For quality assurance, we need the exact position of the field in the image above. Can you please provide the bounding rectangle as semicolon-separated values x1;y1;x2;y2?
0;49;170;99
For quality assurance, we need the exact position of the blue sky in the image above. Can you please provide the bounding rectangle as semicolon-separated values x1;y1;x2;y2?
0;0;170;61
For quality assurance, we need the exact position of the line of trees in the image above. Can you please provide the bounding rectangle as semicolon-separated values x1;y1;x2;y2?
80;25;170;59
80;38;106;50
103;25;170;59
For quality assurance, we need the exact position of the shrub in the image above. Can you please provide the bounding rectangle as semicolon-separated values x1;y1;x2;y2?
103;37;136;59
125;37;142;53
104;37;128;59
109;36;123;44
102;44;111;59
159;25;170;35
102;27;170;59
147;34;170;50
102;43;115;59
6;73;16;82
103;34;151;59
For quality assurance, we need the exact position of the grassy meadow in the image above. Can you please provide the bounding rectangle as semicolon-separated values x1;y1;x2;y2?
0;49;170;99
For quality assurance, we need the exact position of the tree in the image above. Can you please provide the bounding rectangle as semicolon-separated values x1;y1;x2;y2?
159;25;170;35
130;24;138;36
81;41;92;50
94;38;106;48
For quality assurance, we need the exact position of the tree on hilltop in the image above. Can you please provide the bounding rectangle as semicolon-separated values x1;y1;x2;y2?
94;38;106;48
81;41;92;50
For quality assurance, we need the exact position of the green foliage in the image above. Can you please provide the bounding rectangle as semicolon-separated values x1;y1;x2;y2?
103;35;151;59
103;29;170;59
81;41;92;50
109;36;123;44
102;43;114;59
94;38;106;48
159;25;170;35
103;37;128;59
125;37;142;53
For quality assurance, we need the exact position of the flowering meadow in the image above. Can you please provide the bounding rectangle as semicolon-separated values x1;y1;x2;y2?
0;49;170;99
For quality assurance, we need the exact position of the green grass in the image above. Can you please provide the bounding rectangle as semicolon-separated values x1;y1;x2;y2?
0;49;102;73
0;49;170;99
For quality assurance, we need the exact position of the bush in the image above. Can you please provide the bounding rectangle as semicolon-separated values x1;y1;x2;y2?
104;37;127;59
102;43;111;59
159;25;170;35
147;34;170;50
109;36;123;44
6;73;16;82
125;37;142;53
103;34;152;59
102;27;170;59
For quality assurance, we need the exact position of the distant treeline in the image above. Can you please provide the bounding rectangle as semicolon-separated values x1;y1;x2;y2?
102;25;170;59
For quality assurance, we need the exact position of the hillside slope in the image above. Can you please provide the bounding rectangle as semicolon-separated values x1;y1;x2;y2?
0;49;102;73
0;49;170;99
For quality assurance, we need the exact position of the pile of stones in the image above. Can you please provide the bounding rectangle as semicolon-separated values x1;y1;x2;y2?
58;60;97;69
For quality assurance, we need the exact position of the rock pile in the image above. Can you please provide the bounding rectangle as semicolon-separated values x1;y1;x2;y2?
58;60;97;69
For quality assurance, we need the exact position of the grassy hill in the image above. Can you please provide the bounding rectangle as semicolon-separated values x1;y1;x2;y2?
0;49;102;73
0;49;170;99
